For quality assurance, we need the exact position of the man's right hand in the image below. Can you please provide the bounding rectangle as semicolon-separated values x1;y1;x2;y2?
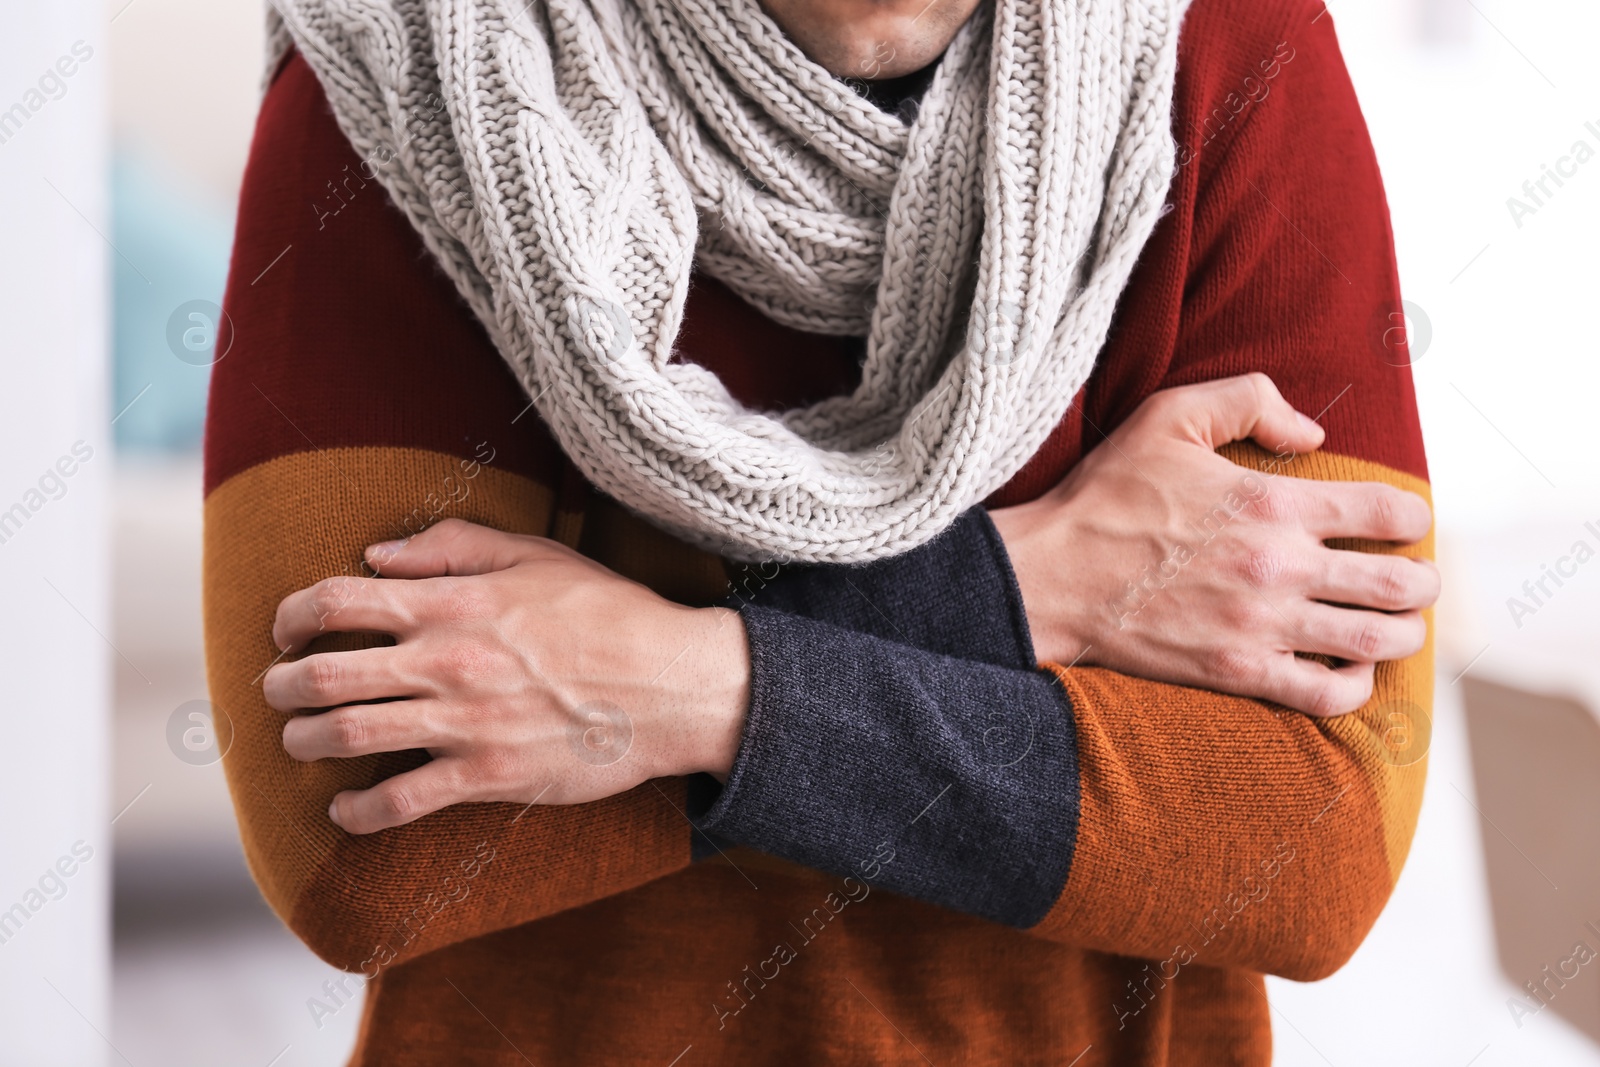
988;373;1438;718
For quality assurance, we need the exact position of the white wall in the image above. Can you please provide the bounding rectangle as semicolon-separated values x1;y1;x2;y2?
109;0;264;204
0;4;111;1065
1267;2;1600;1063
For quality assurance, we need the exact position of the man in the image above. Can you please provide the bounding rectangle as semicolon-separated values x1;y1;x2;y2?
203;0;1435;1061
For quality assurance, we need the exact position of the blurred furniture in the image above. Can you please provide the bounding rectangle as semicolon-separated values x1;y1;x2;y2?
1463;675;1600;1044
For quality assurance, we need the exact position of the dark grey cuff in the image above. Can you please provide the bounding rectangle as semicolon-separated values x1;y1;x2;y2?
692;510;1080;928
719;508;1039;670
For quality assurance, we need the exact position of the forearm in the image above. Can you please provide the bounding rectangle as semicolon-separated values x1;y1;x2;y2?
205;454;695;971
1034;652;1428;981
690;453;1431;976
696;604;1077;926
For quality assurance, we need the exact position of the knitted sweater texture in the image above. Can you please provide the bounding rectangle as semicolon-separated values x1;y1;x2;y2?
202;0;1432;1062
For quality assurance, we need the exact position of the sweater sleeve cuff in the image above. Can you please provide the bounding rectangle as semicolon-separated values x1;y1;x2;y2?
691;604;1079;927
719;507;1039;671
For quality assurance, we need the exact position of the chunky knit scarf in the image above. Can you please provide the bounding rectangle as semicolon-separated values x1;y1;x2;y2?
267;0;1188;563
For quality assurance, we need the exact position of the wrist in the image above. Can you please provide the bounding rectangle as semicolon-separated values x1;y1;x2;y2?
646;605;751;782
988;498;1089;665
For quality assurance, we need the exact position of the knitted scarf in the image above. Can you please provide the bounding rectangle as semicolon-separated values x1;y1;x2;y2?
267;0;1188;563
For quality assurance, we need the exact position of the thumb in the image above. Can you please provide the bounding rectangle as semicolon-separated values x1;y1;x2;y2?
364;518;556;578
1161;373;1325;454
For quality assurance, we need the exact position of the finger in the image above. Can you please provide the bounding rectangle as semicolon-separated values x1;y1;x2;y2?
1312;550;1441;613
365;517;567;579
1256;655;1375;718
274;575;419;652
1147;373;1325;454
264;646;420;712
1293;604;1427;664
1287;479;1433;543
329;757;475;834
282;700;441;761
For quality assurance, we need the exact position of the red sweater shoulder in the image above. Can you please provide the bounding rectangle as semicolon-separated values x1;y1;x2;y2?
210;0;1424;505
992;0;1427;503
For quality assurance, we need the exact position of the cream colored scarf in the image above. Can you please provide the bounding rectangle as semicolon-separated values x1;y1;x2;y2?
268;0;1188;562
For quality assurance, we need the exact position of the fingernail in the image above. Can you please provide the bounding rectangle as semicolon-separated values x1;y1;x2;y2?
327;799;341;826
367;538;408;566
1297;413;1324;438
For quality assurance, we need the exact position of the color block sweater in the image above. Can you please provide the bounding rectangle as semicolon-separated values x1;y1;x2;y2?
201;0;1433;1063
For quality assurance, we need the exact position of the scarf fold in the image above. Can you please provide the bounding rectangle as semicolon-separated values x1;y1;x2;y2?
267;0;1188;563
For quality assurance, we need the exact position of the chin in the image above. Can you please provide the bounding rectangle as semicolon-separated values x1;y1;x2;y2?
821;24;948;80
763;0;978;81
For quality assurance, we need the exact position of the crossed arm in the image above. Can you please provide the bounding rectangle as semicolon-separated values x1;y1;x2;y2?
266;376;1433;832
245;373;1434;982
206;0;1433;984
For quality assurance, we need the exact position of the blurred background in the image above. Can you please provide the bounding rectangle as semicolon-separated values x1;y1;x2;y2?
3;0;1600;1063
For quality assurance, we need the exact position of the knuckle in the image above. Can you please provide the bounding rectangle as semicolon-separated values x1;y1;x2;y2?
1374;558;1410;607
1241;546;1292;589
437;642;493;686
327;709;367;753
1306;681;1347;719
1134;389;1185;432
376;784;417;825
1142;391;1178;420
428;517;474;550
1369;489;1400;538
1226;594;1276;634
302;656;341;703
1242;486;1293;526
1348;617;1386;660
309;577;355;623
1245;371;1275;406
474;749;519;789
